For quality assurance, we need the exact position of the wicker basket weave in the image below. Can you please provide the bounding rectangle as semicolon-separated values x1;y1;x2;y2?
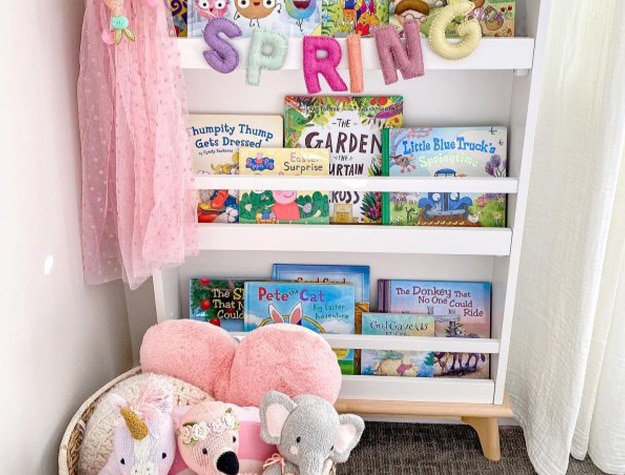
58;367;141;475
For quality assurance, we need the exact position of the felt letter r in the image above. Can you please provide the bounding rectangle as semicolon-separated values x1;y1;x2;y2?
303;36;348;94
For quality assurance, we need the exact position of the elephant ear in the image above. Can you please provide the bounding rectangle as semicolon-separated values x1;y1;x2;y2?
259;391;298;444
330;414;365;463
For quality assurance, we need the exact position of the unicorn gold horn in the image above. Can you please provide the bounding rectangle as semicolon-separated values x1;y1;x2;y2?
120;407;149;440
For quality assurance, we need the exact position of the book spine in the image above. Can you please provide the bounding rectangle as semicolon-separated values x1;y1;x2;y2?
381;128;390;225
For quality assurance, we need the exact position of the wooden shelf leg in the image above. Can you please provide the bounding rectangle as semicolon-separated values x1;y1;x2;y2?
461;416;501;462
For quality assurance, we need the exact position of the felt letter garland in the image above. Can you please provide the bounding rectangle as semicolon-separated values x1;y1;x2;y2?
373;20;424;85
246;30;289;86
303;36;348;94
203;18;242;73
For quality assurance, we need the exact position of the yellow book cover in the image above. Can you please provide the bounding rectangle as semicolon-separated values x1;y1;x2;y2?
238;147;330;224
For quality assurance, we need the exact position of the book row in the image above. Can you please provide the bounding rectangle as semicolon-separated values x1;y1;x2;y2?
189;264;491;379
169;0;515;39
192;95;508;227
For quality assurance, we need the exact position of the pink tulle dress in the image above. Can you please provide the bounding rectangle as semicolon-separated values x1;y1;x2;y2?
78;0;197;290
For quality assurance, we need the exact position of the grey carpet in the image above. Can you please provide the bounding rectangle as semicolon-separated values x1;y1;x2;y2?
341;422;604;474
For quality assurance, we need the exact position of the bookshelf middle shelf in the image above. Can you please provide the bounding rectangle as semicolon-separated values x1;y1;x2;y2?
197;224;513;256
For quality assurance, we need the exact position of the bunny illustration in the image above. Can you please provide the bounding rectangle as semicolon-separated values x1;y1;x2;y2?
269;303;302;324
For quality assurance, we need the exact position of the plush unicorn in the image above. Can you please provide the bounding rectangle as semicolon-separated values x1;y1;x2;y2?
98;376;177;475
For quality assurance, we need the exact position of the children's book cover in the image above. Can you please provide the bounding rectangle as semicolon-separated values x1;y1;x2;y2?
190;114;283;224
321;0;389;37
272;263;370;372
244;282;356;374
189;278;245;331
238;147;330;224
378;279;491;378
361;313;435;377
169;0;189;36
390;0;514;38
285;96;403;224
188;0;322;38
382;126;507;227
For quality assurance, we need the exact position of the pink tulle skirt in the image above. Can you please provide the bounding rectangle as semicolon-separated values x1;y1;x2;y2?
78;0;197;289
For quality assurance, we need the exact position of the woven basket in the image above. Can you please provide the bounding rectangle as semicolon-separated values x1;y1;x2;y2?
58;367;141;475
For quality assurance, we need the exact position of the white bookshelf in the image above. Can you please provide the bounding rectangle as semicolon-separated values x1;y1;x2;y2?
153;0;552;461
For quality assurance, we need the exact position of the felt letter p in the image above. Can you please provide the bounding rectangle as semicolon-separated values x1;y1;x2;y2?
303;36;348;94
373;20;424;85
247;30;288;86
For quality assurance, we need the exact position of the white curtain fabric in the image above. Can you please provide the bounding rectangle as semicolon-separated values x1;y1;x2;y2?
508;1;625;475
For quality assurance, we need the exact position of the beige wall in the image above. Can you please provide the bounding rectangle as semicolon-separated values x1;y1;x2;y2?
0;1;133;472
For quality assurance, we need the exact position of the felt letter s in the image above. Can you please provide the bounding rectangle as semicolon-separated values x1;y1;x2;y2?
303;36;348;94
203;18;242;73
373;20;424;85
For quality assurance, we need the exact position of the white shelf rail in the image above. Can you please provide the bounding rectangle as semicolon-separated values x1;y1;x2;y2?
178;37;535;71
195;176;519;193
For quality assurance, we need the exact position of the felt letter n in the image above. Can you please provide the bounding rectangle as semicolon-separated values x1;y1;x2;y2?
303;36;348;94
247;30;288;86
373;20;424;85
203;18;242;74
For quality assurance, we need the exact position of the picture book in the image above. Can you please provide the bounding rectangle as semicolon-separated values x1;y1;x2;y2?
244;281;356;374
361;312;435;377
190;114;283;223
381;126;507;227
321;0;389;37
272;263;370;372
285;95;403;224
189;278;245;331
390;0;514;38
378;279;491;378
237;147;330;224
188;0;321;38
169;0;189;37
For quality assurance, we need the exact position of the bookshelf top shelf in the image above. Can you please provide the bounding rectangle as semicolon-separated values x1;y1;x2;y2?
178;37;535;71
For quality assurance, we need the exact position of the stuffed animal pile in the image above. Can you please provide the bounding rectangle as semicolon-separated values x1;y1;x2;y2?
80;320;364;475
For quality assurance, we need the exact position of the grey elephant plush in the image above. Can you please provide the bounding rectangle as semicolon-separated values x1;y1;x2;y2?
259;391;365;475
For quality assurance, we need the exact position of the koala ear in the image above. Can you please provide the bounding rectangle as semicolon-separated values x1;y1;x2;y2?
331;414;365;463
259;391;298;444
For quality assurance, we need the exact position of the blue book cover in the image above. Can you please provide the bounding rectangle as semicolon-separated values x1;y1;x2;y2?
272;264;370;303
244;281;356;374
361;313;435;377
381;126;507;227
379;280;491;378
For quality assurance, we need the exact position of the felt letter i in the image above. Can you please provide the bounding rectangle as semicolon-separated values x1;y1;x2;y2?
303;36;348;94
347;34;364;93
373;20;424;85
203;18;242;74
246;30;288;86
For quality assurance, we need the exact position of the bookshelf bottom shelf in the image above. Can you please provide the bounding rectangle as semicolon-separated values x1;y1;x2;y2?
334;394;514;462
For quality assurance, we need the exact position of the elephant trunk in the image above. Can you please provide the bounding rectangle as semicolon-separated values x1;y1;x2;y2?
298;456;331;475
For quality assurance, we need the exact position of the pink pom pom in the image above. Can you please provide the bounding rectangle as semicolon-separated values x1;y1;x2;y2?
222;325;342;407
